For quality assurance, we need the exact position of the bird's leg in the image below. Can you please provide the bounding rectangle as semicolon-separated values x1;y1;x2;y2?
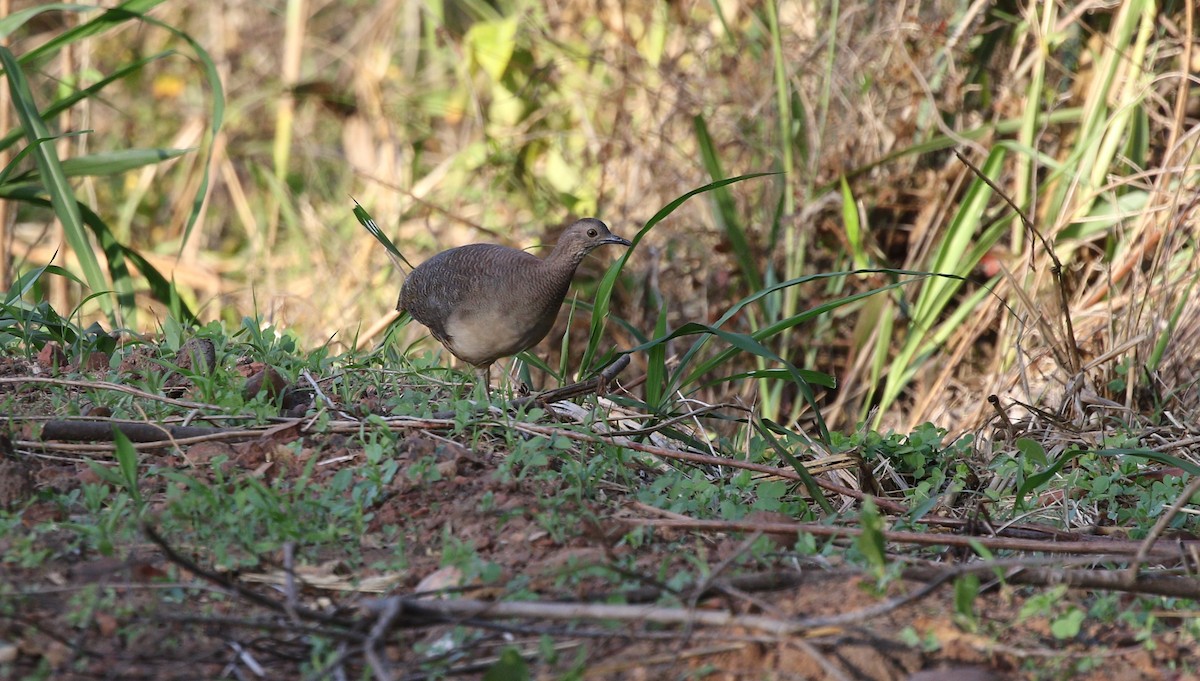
472;364;491;405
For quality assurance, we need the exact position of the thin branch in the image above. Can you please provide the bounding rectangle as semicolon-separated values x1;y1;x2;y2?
0;376;221;410
625;517;1197;560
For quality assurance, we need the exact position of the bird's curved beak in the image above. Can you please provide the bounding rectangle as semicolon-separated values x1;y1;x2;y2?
607;235;633;247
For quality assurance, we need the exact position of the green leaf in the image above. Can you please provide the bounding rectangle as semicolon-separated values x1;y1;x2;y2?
1015;437;1047;467
757;418;835;515
112;427;143;507
26;1;229;258
840;175;867;269
18;0;170;66
4;186;195;322
483;647;529;681
465;15;519;81
56;148;193;178
694;116;762;292
1050;608;1085;640
0;51;172;155
1015;448;1076;511
857;497;887;580
0;3;95;41
954;574;980;621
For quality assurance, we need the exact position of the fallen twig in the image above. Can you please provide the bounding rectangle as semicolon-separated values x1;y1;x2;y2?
0;376;220;411
361;595;806;636
624;516;1198;561
41;420;232;443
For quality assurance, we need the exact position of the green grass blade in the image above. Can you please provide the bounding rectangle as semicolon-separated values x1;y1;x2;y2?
581;172;778;374
0;51;170;154
694;115;762;291
22;2;230;257
18;0;170;66
834;108;1081;191
0;46;113;318
645;303;669;408
0;3;92;40
757;417;835;515
876;148;1005;423
5;186;194;321
840;175;867;269
17;148;193;181
625;319;829;440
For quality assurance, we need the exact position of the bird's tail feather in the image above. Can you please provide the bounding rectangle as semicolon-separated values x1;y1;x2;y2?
353;199;413;272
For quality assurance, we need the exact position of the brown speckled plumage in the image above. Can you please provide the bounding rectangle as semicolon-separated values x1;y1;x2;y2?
398;218;630;375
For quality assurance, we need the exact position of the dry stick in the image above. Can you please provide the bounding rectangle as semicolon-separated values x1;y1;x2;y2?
302;643;359;681
363;569;953;638
515;353;632;407
953;149;1082;374
41;420;231;442
283;542;300;624
439;416;1118;545
363;597;402;681
38;415;312;450
363;596;802;636
301;368;345;416
624;517;1196;560
1123;474;1200;586
901;564;1200;600
783;570;956;630
586;568;807;606
683;531;764;642
157;613;364;640
20;432;253;453
142;523;354;630
631;498;1081;544
605;402;746;438
0;376;221;411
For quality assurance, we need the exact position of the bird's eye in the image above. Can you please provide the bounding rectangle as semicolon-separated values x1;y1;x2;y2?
587;228;598;238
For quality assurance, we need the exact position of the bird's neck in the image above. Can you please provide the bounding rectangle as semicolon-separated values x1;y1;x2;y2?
542;243;588;271
531;248;582;302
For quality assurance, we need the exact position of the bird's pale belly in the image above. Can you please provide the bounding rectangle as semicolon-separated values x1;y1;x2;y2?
444;307;557;366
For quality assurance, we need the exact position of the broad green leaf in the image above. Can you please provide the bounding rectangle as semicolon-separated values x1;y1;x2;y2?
466;16;518;81
1015;438;1047;467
